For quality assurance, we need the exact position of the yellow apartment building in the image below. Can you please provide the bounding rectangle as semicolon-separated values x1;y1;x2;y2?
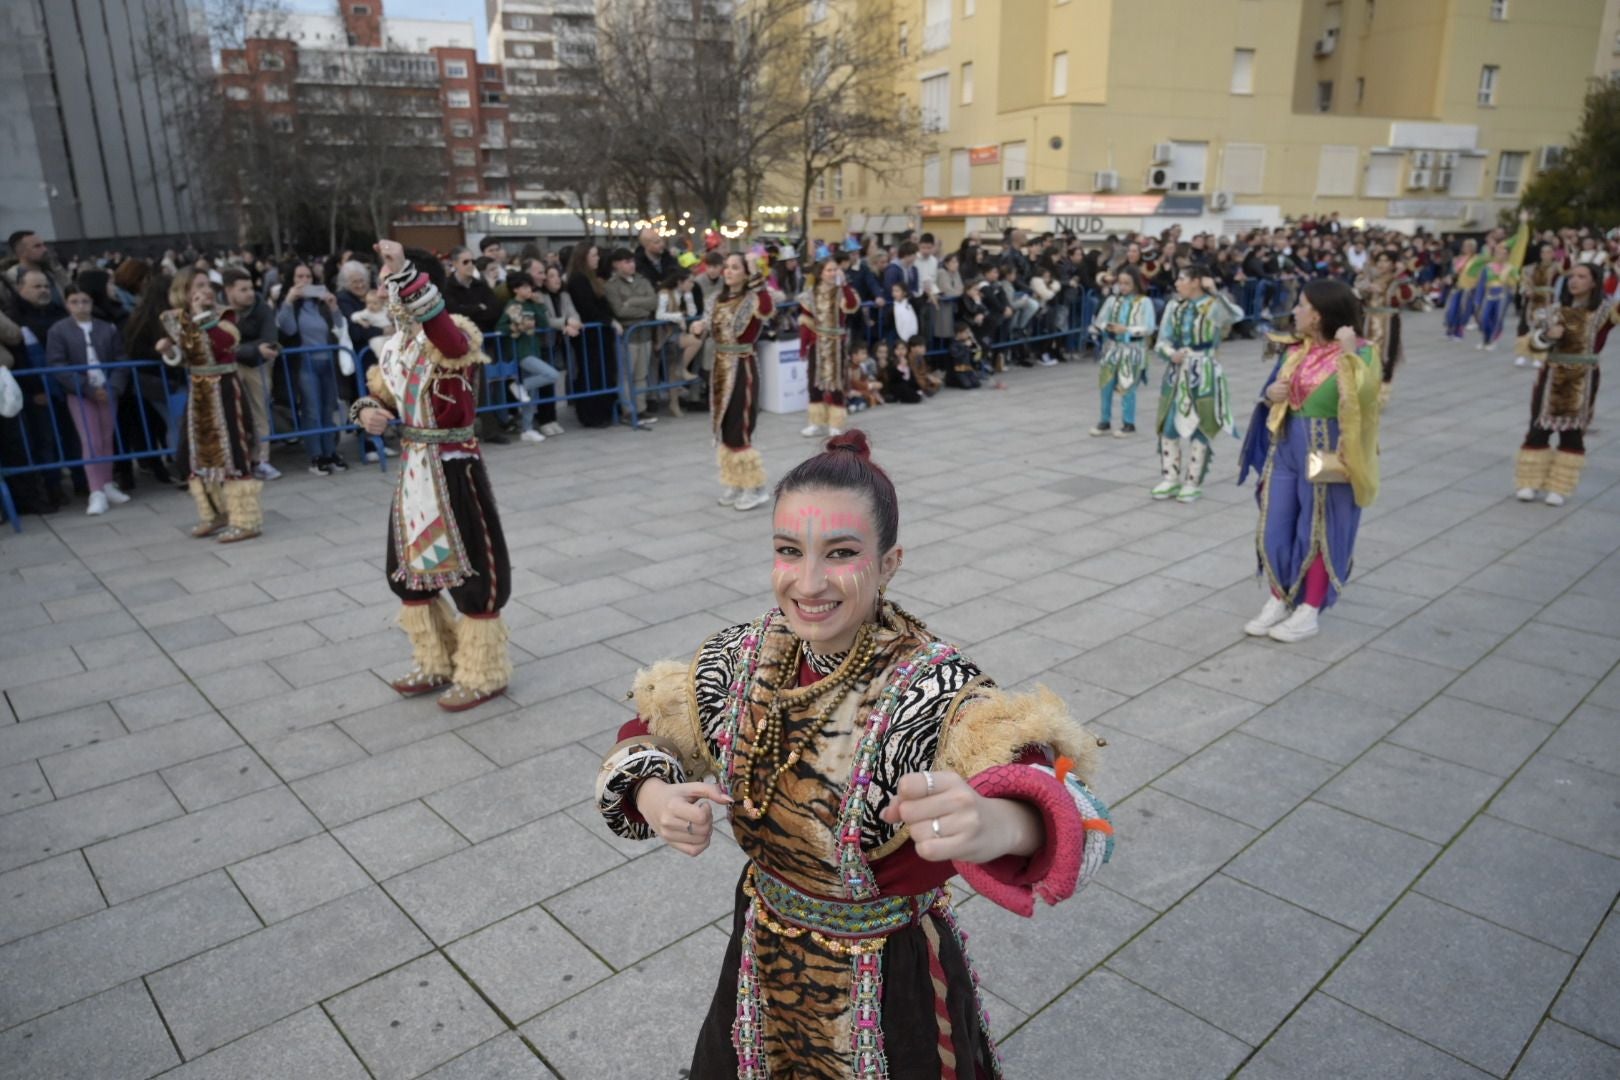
788;0;1614;245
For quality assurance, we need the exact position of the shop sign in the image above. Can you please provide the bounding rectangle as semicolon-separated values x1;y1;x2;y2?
968;145;999;165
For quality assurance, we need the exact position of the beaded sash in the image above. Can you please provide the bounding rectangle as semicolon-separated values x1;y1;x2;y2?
748;864;944;947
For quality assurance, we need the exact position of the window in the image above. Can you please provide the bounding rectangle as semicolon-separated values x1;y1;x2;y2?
1316;80;1333;112
833;167;844;200
1363;151;1401;197
443;60;468;79
964;0;975;14
447;89;470;108
898;22;909;57
1495;151;1526;197
485;119;504;142
1490;0;1507;20
457;178;479;195
1002;141;1027;193
815;172;827;201
262;84;288;102
923;0;950;53
1169;140;1207;192
270;115;293;134
224;56;247;74
510;14;532;30
1478;65;1498;105
351;4;370;13
951;149;970;195
259;53;284;70
1316;145;1358;196
923;154;941;197
1356;77;1365;105
512;43;535;58
1220;143;1265;195
920;72;949;133
960;62;974;105
451;120;474;138
226;86;249;101
453;148;477;166
1052;52;1068;98
1230;48;1254;95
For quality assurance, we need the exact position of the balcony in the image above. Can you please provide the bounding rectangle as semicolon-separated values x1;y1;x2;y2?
483;163;511;178
295;50;439;87
482;134;507;149
922;19;951;54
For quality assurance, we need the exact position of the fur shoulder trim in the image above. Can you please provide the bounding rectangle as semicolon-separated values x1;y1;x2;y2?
364;362;397;410
423;313;491;371
935;685;1101;787
631;658;707;775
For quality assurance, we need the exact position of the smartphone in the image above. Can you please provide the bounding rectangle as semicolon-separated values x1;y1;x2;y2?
304;285;330;300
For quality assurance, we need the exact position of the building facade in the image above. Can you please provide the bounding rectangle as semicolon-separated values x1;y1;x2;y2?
799;0;1611;245
487;0;602;203
0;0;220;249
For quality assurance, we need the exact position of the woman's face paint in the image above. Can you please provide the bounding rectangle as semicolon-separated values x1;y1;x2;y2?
771;487;900;656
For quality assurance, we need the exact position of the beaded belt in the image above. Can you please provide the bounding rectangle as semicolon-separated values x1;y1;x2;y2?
1547;353;1601;366
745;864;945;957
716;343;754;354
400;425;475;444
190;363;236;376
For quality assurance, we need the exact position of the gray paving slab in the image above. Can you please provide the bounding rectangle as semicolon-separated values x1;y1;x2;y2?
0;759;51;814
1308;648;1456;717
1416;815;1620;954
256;722;369;780
224;670;401;743
1497;620;1620;680
1550;905;1620;1048
418;1032;557;1079
0;871;258;1029
0;772;181;875
86;785;323;904
7;655;184;722
333;800;471;880
1489;753;1620;858
111;681;215;732
1538;702;1620;777
1153;731;1338;828
159;746;280;811
1447;656;1597;724
456;688;633;766
446;904;613;1024
1385;694;1554;778
425;743;603;842
1238;685;1408;765
39;713;242;797
147;886;431;1059
1111;874;1358;1045
1326;893;1574;1076
1316;742;1504;845
518;927;731;1079
0;852;105;946
327;952;507;1080
1101;788;1259;912
229;833;374;923
999;968;1250;1079
291;732;496;827
1237;994;1491;1080
158;1006;371;1080
1513;1019;1620;1080
385;813;623;944
0;979;178;1080
1225;799;1439;932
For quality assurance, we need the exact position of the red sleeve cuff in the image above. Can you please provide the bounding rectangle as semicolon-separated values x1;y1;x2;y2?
954;763;1085;917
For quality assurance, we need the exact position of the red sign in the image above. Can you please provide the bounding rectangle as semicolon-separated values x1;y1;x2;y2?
919;196;1012;217
968;145;1000;166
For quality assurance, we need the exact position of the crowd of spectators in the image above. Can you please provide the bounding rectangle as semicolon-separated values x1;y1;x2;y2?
4;216;1617;518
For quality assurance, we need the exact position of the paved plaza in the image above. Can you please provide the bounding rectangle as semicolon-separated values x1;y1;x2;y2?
0;311;1617;1079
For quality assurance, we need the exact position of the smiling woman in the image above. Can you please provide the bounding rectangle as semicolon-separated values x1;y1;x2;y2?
593;429;1115;1079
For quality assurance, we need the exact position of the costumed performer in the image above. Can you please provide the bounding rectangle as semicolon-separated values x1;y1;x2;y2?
1151;268;1243;503
711;252;775;512
799;253;861;440
1090;265;1156;438
1443;239;1484;342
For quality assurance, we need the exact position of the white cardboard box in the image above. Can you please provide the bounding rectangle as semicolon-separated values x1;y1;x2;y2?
758;339;808;414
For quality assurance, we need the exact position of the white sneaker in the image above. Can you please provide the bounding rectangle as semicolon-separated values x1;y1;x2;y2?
86;491;109;516
1515;487;1537;502
1150;479;1180;500
1245;596;1290;636
520;430;546;443
801;424;827;438
1175;485;1202;503
1089;424;1112;437
1037;356;1059;367
101;482;131;505
717;486;741;507
827;427;844;437
1514;356;1528;367
254;461;282;480
1269;603;1320;643
1485;342;1497;351
1545;492;1566;507
734;486;770;511
510;381;531;403
539;422;565;437
362;452;378;464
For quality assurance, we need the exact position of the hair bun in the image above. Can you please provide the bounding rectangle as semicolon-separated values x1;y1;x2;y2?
824;429;873;461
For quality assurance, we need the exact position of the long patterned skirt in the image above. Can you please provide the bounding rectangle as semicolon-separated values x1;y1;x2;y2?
178;372;255;483
1257;415;1360;609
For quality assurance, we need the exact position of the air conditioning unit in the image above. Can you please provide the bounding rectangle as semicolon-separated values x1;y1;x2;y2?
1412;150;1433;168
1314;34;1336;57
1432;168;1453;190
1145;166;1171;191
1538;145;1566;169
1208;190;1234;211
1151;142;1174;165
1407;168;1431;189
1093;169;1120;192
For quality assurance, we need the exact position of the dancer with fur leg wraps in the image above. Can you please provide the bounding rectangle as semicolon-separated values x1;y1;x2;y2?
1239;279;1385;645
799;253;860;439
1514;261;1615;507
711;252;774;512
351;240;512;712
155;268;263;543
1151;269;1241;503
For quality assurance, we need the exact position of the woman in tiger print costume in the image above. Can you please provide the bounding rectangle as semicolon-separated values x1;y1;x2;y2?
596;431;1112;1079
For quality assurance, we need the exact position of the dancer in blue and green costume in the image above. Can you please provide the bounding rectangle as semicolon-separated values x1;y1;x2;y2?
1152;268;1242;503
1089;265;1156;438
1475;215;1530;350
1443;240;1485;342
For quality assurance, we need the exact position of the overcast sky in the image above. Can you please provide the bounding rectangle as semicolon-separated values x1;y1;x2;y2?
287;0;489;59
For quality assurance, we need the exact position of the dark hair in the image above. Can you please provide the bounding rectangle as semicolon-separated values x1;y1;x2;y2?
703;251;724;268
220;267;253;289
112;257;150;294
905;335;924;349
658;271;685;291
1559;263;1603;310
508;270;534;292
897;240;918;258
403;246;445;290
7;230;35;252
1114;265;1147;294
482;239;504;253
62;283;85;300
609;247;634;264
774;429;899;553
850;340;868;355
919;232;935;245
1301;278;1363;340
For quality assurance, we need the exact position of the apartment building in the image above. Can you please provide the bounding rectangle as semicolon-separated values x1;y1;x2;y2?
798;0;1610;245
488;0;602;203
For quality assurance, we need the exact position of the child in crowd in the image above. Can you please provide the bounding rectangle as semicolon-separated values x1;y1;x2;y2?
655;272;704;416
907;335;943;397
349;289;394;336
889;281;919;344
946;324;983;389
883;338;923;404
496;271;562;442
849;341;885;412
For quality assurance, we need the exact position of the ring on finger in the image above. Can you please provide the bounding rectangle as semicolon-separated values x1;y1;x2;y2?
686;820;694;834
924;770;935;795
931;818;942;838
